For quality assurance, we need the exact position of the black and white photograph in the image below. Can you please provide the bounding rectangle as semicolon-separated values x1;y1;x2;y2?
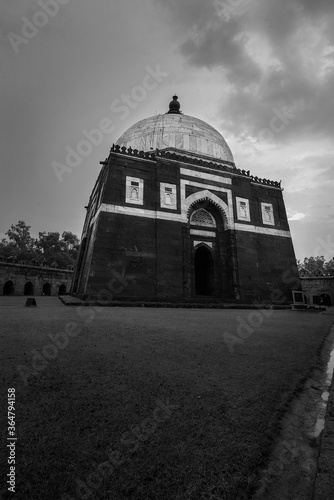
1;1;334;499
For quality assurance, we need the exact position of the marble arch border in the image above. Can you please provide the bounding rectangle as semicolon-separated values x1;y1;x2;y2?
181;183;235;230
193;241;214;250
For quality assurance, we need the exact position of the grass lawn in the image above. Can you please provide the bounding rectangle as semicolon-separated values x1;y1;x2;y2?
1;297;333;500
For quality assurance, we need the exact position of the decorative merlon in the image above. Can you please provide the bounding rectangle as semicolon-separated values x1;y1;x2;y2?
108;144;282;188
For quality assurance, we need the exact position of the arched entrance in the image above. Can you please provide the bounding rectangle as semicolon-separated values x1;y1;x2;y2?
42;283;51;296
58;284;66;295
3;280;14;296
24;282;34;295
320;293;331;306
195;246;214;296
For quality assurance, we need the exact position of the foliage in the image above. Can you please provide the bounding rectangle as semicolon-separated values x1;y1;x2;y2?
0;221;36;261
0;220;79;269
297;256;334;276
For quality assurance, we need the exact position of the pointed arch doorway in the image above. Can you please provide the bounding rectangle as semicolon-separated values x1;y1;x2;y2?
195;246;214;296
24;282;34;295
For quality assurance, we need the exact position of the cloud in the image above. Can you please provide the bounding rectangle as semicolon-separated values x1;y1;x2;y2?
1;0;331;264
307;204;332;209
288;212;307;221
180;21;262;85
154;0;334;144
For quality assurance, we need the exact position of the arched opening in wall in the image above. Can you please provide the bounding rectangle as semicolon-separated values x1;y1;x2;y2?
3;280;14;296
320;293;331;306
42;283;51;296
195;246;214;296
24;282;34;295
58;284;66;295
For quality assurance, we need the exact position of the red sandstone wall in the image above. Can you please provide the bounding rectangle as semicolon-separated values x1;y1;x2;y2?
72;150;299;303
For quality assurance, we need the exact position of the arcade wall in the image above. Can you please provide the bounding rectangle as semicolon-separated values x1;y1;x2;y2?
0;262;73;296
300;277;334;305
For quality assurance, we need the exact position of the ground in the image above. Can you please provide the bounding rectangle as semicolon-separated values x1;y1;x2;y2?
0;297;333;500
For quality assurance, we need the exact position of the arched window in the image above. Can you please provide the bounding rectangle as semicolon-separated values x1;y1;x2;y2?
58;284;66;295
190;208;216;228
130;184;139;200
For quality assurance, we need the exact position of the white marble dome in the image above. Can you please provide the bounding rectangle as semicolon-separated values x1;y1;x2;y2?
116;96;234;164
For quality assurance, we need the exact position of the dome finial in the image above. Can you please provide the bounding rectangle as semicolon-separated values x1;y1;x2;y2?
167;95;181;114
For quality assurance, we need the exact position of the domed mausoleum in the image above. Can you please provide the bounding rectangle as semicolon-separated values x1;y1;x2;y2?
72;97;300;303
116;95;234;163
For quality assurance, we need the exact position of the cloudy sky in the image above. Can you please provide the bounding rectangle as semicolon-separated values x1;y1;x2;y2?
1;0;333;261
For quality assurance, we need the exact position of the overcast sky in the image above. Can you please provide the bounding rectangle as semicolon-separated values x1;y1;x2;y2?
1;0;333;261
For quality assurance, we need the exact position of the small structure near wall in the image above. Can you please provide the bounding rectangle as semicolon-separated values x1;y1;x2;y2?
0;262;72;297
25;298;37;307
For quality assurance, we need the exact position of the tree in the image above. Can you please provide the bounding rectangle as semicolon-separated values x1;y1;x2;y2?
36;231;79;268
325;258;334;275
61;231;80;259
0;221;79;268
0;221;36;261
37;232;63;259
298;256;334;276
